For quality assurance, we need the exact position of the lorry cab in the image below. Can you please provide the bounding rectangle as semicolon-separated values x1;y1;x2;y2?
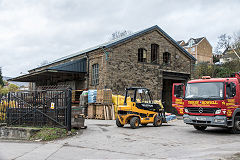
172;73;240;133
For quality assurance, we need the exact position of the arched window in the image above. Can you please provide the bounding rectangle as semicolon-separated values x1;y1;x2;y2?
163;52;171;65
151;44;159;63
138;48;147;62
92;64;99;85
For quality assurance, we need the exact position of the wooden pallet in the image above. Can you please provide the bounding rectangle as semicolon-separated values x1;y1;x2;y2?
95;114;104;120
96;89;112;104
87;104;96;119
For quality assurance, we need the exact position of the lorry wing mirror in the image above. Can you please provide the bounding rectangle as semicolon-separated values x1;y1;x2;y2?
174;84;184;98
230;82;236;97
226;82;236;98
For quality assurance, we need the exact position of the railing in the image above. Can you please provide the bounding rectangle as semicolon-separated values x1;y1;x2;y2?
0;89;72;131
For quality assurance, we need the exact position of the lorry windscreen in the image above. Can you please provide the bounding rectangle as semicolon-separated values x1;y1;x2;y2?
185;82;224;100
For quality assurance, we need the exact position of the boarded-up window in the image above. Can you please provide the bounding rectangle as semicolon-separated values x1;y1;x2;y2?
163;52;171;65
151;44;159;63
92;64;99;85
138;48;147;62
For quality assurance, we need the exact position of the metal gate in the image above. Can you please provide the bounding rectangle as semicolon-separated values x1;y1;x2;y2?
0;89;72;131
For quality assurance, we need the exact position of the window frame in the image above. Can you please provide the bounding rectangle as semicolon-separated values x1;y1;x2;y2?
151;44;159;64
138;48;147;62
163;52;171;65
92;63;99;86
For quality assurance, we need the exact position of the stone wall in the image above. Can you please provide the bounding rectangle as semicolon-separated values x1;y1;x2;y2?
105;30;192;99
28;29;194;100
0;127;40;140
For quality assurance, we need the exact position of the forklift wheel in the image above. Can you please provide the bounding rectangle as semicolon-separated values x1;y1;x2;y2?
130;117;140;129
116;117;124;127
141;124;148;127
153;116;163;127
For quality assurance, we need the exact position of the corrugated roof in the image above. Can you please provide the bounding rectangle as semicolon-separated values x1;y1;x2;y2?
48;58;86;72
32;25;196;71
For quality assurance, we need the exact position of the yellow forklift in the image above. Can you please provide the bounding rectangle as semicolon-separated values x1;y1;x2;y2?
116;87;166;129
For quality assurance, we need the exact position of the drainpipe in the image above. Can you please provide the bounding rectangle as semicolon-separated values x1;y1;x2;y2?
196;45;198;64
99;46;110;89
85;52;90;89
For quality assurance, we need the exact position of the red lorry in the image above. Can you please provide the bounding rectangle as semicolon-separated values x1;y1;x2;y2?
172;72;240;133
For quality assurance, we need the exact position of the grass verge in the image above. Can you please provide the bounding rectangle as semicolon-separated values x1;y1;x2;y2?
30;127;77;141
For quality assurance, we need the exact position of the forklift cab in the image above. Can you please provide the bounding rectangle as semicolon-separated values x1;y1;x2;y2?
124;87;152;104
117;87;165;129
124;87;163;113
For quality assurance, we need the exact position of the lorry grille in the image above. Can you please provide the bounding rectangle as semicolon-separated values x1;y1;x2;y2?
186;107;219;114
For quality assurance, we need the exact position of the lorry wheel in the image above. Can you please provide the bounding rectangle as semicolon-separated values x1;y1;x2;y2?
231;116;240;134
130;117;140;129
116;117;124;127
194;125;207;131
153;116;163;127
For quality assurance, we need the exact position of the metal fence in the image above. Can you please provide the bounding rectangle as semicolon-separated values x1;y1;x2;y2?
0;93;8;123
0;89;72;131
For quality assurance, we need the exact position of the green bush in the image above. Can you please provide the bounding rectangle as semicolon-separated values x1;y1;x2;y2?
193;60;240;79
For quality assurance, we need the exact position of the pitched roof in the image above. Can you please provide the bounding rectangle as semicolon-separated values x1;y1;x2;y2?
177;40;184;45
182;37;205;47
31;25;196;71
222;48;240;59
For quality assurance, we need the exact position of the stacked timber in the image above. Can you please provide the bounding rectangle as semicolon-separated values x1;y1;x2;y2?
87;104;115;120
96;89;112;104
72;90;83;103
87;89;115;120
87;103;96;119
95;104;115;120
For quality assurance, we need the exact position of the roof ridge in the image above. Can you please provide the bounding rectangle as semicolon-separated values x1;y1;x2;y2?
30;25;196;71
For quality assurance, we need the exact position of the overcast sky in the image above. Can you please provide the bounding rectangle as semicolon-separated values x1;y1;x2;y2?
1;0;240;77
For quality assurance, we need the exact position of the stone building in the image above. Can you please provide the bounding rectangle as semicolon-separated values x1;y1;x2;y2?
178;37;213;64
11;25;196;113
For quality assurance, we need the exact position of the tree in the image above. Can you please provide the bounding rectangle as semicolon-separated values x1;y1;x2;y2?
232;31;240;53
111;30;132;40
215;34;232;54
0;67;4;87
8;84;19;92
38;60;49;67
0;87;9;94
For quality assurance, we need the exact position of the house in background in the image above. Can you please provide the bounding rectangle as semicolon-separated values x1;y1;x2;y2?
178;37;213;64
219;48;240;63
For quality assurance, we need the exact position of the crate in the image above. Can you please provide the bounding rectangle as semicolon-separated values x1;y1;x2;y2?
96;89;112;104
95;114;104;120
95;104;115;120
87;104;96;119
72;90;83;103
96;105;104;118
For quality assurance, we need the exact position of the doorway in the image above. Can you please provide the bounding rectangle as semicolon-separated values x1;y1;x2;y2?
162;79;185;114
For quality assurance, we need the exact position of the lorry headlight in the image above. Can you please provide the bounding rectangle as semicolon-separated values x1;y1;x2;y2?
184;108;189;113
215;109;221;114
214;119;225;123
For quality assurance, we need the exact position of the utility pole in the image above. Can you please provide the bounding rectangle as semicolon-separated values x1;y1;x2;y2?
229;46;240;61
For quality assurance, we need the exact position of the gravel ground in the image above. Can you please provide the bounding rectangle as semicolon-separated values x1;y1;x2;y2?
0;119;240;160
